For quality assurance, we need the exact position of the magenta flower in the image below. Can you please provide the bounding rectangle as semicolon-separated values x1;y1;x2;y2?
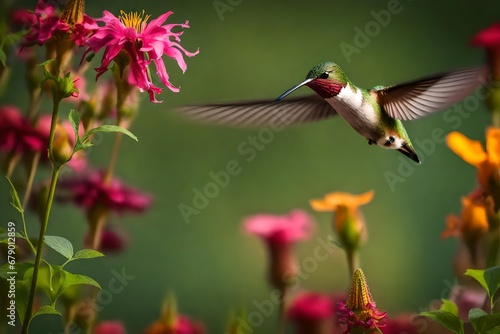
57;170;152;215
471;23;500;49
22;0;96;48
288;292;334;334
0;105;48;154
244;210;314;291
94;321;126;334
85;10;199;103
337;269;386;334
85;229;127;254
381;314;419;334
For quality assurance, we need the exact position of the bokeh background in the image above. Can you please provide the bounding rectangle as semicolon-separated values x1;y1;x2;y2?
1;0;499;333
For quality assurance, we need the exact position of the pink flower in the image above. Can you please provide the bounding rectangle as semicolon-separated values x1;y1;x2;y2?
85;10;199;103
337;269;386;334
57;170;152;215
381;314;419;334
244;210;313;244
289;292;335;320
0;105;48;153
471;23;500;49
244;210;314;291
94;321;126;334
22;0;96;48
449;285;488;321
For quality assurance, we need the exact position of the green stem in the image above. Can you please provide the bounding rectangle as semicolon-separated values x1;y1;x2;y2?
21;165;61;333
21;96;62;333
346;250;359;280
4;150;21;178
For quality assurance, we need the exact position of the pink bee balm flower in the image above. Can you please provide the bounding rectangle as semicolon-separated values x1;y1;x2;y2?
22;0;96;48
85;10;199;103
94;321;126;334
244;210;314;291
57;170;152;214
471;23;500;49
288;292;334;334
0;105;48;153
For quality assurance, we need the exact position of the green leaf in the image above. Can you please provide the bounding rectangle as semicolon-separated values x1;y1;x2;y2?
15;277;31;325
72;249;105;260
440;299;459;316
60;271;101;290
68;109;81;144
420;310;464;334
44;236;74;260
81;125;138;144
0;231;26;244
0;261;34;279
5;176;23;214
468;307;487;320
31;305;61;323
465;267;500;301
469;309;500;334
484;266;500;300
465;269;489;294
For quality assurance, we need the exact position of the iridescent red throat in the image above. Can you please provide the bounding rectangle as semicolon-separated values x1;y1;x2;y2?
306;79;343;98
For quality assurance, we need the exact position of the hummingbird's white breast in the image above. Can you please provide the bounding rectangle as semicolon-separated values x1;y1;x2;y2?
324;83;379;139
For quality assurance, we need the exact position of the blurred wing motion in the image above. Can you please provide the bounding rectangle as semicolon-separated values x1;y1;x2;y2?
374;66;488;121
178;95;337;127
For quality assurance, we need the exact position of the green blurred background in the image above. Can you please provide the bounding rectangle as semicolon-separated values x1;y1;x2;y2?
1;0;498;333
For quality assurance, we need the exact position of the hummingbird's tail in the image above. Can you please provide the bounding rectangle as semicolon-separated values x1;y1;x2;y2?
397;143;420;164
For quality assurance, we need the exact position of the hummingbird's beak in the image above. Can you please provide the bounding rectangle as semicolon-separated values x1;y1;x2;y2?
397;143;421;164
275;78;313;101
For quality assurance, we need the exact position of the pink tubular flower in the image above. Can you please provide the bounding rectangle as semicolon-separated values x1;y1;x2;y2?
244;210;314;291
94;321;126;334
85;10;199;103
57;170;152;214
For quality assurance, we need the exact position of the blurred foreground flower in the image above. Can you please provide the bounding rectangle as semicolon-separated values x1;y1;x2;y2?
244;210;314;292
442;188;490;264
338;268;386;334
288;292;339;334
94;320;126;334
85;9;199;103
446;129;500;208
310;191;373;276
143;297;205;334
381;314;419;334
472;23;500;80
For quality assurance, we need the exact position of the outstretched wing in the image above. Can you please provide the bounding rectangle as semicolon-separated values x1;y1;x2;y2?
178;95;337;127
373;66;488;121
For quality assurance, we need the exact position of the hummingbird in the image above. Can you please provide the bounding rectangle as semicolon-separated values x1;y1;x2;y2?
180;62;487;163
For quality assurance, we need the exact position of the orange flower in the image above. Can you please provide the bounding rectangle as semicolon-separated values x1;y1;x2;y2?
310;191;373;251
442;189;489;263
446;128;500;189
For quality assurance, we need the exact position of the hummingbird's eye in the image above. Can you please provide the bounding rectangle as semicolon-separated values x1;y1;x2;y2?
319;72;329;79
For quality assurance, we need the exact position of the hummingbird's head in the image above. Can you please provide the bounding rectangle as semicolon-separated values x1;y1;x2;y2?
276;62;349;101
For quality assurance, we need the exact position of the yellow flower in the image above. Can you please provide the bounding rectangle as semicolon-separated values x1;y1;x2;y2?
446;128;500;189
310;191;373;249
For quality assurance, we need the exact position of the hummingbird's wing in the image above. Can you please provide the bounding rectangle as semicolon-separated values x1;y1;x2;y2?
178;95;337;127
373;66;488;121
